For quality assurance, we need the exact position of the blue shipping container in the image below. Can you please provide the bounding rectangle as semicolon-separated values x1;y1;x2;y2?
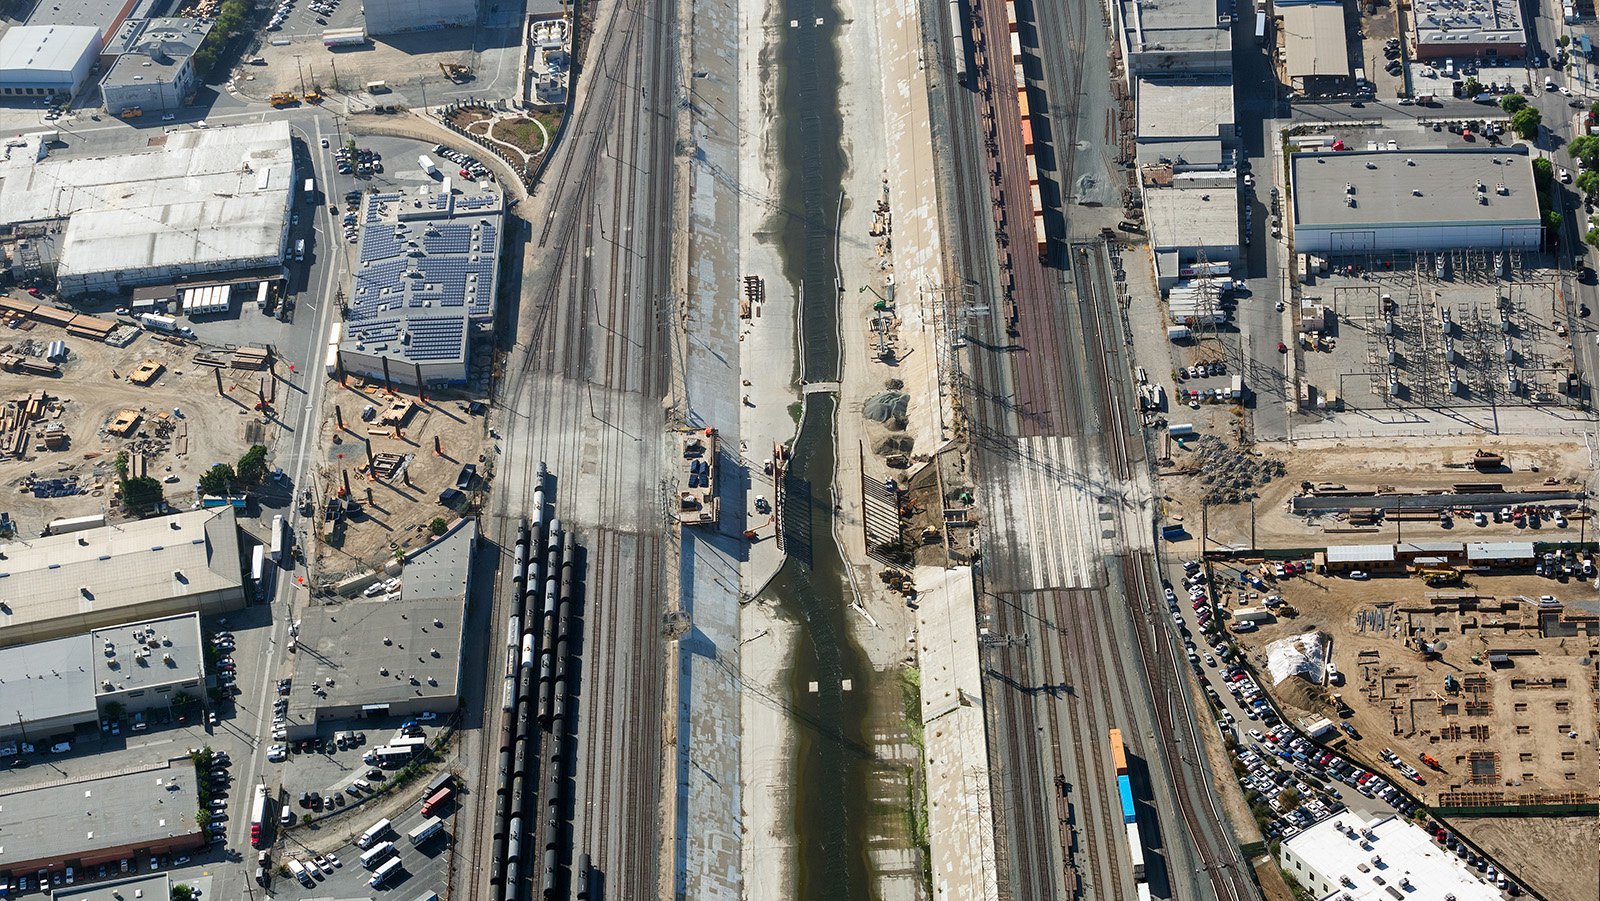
1118;774;1137;824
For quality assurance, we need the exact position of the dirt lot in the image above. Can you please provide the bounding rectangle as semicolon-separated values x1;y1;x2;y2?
306;373;489;587
1161;435;1591;550
1223;568;1598;808
1451;816;1600;901
0;304;281;536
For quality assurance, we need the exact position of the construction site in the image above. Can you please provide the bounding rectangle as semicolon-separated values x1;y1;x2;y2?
302;369;490;588
1219;560;1598;811
0;290;286;537
1161;434;1595;551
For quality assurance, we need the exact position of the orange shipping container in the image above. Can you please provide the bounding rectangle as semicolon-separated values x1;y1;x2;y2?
1017;89;1030;120
1109;728;1128;775
1021;119;1035;153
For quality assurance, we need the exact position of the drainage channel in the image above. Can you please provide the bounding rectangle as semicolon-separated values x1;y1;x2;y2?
764;0;880;892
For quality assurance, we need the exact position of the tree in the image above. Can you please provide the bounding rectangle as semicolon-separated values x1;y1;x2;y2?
1499;93;1528;114
236;444;269;485
429;517;449;536
198;463;237;497
119;476;164;514
172;885;195;901
1511;107;1542;140
1577;170;1598;200
1461;77;1483;98
1278;788;1301;809
1568;135;1597;166
1544;210;1563;231
1532;157;1554;190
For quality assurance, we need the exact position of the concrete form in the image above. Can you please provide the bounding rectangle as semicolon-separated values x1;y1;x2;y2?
0;122;294;295
1290;148;1541;254
0;759;203;876
0;509;245;648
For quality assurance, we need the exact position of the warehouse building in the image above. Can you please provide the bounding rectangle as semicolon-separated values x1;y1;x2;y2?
1280;3;1351;96
0;614;206;744
99;18;212;115
0;760;203;878
282;519;475;737
0;509;245;649
51;874;171;901
1279;812;1501;901
1115;0;1233;75
338;186;504;387
0;25;103;98
1134;77;1236;171
360;0;476;33
1143;173;1241;289
1290;148;1541;255
1411;0;1525;60
0;122;294;296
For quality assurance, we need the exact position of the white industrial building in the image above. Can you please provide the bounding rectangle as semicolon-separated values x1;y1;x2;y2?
0;613;207;743
360;0;475;34
0;122;294;295
1278;812;1504;901
99;18;212;115
1280;3;1351;96
1134;77;1236;171
1290;148;1541;254
0;25;102;99
338;184;504;386
0;509;245;648
1115;0;1233;76
1144;173;1242;289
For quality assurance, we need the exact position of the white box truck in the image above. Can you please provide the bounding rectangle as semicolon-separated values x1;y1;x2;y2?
419;155;440;177
270;514;286;562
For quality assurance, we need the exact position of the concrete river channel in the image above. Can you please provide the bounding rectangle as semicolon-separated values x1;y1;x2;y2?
764;0;881;892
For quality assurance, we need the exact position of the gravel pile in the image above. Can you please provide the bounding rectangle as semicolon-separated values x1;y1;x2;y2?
1193;436;1286;505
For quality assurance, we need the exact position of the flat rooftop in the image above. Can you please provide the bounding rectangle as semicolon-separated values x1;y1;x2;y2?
286;597;465;720
90;613;205;697
1136;77;1234;140
0;509;243;647
1144;178;1240;252
342;186;505;370
1291;148;1539;228
0;25;101;76
1282;3;1350;78
400;517;476;601
1119;0;1232;57
102;18;211;87
1283;812;1501;901
51;874;171;901
0;122;293;285
0;760;200;871
1413;0;1523;48
23;0;121;30
0;634;96;731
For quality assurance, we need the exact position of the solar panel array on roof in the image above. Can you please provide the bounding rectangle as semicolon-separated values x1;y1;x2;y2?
346;190;502;326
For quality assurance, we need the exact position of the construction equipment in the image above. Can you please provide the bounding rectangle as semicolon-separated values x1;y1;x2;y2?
120;107;143;119
438;62;473;82
269;92;298;108
1420;753;1442;770
303;91;323;104
1420;568;1463;587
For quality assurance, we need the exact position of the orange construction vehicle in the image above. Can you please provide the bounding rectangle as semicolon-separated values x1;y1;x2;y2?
1420;754;1442;770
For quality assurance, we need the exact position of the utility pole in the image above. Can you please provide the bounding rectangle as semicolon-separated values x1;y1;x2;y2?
294;55;307;96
